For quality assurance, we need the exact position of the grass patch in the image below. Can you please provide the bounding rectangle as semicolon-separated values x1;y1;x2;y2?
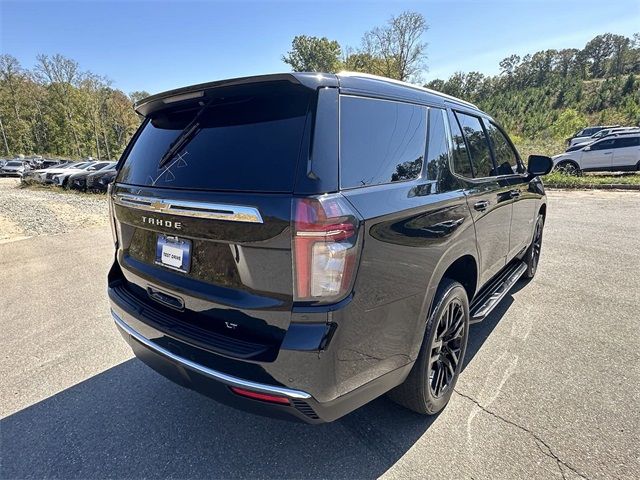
545;172;640;188
512;137;566;159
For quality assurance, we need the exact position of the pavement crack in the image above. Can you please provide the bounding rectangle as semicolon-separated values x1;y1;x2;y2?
454;389;589;480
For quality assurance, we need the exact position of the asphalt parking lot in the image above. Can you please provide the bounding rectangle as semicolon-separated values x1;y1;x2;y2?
1;181;639;480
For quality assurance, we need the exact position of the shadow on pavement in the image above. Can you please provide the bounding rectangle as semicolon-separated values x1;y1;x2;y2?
1;289;520;479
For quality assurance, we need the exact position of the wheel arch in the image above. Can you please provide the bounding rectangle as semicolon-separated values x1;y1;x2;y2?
555;158;580;170
439;255;477;304
423;249;479;322
538;202;547;220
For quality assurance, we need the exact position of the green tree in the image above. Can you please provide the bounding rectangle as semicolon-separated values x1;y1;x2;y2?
129;90;151;105
360;11;428;81
549;109;587;139
282;35;342;73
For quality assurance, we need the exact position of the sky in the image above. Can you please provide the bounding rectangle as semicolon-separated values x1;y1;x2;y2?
1;0;639;96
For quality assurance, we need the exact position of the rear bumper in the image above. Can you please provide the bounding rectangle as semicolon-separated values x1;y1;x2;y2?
112;309;323;423
109;278;412;424
111;307;412;423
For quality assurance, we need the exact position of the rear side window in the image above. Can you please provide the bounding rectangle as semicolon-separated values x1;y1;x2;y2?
484;121;523;175
117;83;312;192
340;96;427;188
454;112;494;178
448;112;473;177
613;136;640;148
425;108;458;192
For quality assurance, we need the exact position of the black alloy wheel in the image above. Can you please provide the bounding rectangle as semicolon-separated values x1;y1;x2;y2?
429;298;465;397
388;278;470;415
524;214;544;279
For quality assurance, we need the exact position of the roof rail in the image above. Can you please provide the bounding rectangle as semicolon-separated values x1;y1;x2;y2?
337;71;479;110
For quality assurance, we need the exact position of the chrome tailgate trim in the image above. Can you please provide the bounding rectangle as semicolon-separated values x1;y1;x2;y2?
113;194;264;223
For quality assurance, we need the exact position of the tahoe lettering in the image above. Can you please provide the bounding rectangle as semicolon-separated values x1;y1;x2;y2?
141;216;182;229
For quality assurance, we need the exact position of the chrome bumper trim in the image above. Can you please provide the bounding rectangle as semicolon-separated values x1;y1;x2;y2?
111;310;311;400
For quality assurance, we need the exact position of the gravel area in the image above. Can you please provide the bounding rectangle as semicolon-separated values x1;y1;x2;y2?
0;178;108;242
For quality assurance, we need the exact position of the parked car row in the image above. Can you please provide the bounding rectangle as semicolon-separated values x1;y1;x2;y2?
19;160;117;192
566;126;640;150
553;130;640;175
0;156;68;173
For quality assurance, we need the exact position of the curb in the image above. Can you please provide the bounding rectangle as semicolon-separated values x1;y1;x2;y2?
546;183;640;191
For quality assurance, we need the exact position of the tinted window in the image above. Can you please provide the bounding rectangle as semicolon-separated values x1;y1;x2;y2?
340;96;426;188
591;138;615;150
455;112;494;178
448;111;473;177
613;137;640;148
485;121;523;175
90;162;110;170
118;84;311;192
425;108;457;192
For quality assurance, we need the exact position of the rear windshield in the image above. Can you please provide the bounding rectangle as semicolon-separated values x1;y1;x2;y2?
117;83;312;192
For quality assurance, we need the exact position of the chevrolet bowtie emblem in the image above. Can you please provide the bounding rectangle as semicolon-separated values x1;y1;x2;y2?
149;201;170;211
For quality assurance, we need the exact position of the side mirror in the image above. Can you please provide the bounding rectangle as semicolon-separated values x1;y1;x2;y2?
527;155;553;176
583;146;591;151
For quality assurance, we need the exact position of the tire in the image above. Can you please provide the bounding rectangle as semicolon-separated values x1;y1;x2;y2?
524;214;544;279
388;278;470;415
555;160;581;176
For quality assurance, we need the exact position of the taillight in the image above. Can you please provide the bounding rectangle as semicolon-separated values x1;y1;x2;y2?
292;194;361;304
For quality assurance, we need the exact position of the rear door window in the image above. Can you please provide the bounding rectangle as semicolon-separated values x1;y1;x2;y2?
454;112;495;178
340;96;427;188
117;84;312;192
590;138;615;150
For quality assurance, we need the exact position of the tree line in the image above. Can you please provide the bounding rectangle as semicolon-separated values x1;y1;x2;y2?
0;53;149;159
283;17;640;143
2;13;638;159
425;33;640;140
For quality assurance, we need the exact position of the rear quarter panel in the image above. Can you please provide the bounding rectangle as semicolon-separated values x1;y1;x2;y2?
332;182;477;395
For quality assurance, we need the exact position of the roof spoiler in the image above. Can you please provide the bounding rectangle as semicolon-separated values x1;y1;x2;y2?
134;72;338;117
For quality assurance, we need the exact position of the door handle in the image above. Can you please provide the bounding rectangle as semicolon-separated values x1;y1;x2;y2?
473;200;490;211
602;152;612;155
509;189;521;198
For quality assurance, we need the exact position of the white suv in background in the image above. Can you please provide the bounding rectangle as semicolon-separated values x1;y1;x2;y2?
567;125;619;147
568;127;640;149
553;133;640;174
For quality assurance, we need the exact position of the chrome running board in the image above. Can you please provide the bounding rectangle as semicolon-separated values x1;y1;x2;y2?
469;261;527;323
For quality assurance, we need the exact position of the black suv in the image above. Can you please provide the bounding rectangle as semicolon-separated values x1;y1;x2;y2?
108;73;553;423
